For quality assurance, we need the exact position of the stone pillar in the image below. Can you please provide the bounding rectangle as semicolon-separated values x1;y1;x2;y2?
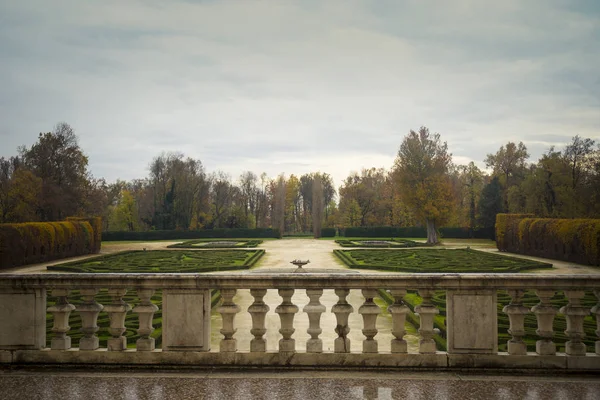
332;288;354;353
560;290;589;356
502;289;530;355
163;289;211;351
217;289;240;353
592;290;600;356
77;288;104;351
47;289;76;350
248;289;269;352
388;289;409;354
415;289;439;354
132;288;158;351
275;288;299;353
359;289;381;353
532;289;557;355
104;288;132;351
304;289;326;353
0;287;46;350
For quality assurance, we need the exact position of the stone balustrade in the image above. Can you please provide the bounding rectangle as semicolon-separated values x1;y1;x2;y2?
0;273;599;370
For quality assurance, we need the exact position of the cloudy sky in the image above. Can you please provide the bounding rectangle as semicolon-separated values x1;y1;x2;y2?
1;0;598;188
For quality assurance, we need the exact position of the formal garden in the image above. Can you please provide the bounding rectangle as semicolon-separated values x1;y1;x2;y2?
167;239;263;248
335;238;424;248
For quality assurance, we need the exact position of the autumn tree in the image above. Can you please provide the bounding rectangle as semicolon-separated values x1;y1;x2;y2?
19;122;90;221
312;174;324;238
393;127;454;244
484;141;529;211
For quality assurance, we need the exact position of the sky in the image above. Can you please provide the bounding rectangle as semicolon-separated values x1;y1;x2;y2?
1;0;599;189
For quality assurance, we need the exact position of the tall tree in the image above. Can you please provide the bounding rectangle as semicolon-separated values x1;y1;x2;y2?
478;176;503;231
484;141;529;211
19;122;90;220
312;174;324;238
393;126;454;244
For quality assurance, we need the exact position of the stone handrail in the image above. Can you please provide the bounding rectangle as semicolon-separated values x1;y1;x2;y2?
1;273;599;370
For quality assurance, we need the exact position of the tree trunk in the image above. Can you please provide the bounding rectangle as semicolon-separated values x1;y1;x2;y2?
426;218;438;245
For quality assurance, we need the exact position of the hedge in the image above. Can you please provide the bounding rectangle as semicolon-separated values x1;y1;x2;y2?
102;228;281;241
341;226;494;239
0;217;102;270
321;227;336;237
496;214;600;266
67;216;102;253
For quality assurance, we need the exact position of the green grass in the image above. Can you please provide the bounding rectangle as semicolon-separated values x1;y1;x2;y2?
334;248;552;273
47;249;265;273
167;239;263;249
335;238;425;248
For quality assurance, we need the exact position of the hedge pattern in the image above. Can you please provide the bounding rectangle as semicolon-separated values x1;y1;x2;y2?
167;239;263;249
335;239;423;248
341;226;494;239
102;228;281;241
496;214;600;266
0;218;101;270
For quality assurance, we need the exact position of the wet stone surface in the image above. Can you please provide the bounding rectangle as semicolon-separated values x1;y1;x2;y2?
1;370;599;400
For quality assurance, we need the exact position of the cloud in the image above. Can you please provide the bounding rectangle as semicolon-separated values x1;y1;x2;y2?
0;0;598;189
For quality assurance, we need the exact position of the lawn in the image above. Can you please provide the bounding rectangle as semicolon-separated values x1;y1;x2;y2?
47;249;265;273
334;248;552;273
167;239;262;248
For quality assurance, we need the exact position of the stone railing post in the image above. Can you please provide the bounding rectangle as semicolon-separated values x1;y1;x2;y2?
248;289;269;352
359;289;381;353
592;290;600;356
532;289;557;355
304;289;326;353
217;289;241;352
163;289;211;351
77;288;104;350
132;289;158;351
388;289;409;353
332;288;354;353
104;288;132;351
47;289;76;350
275;289;299;353
560;290;589;356
415;289;439;354
503;289;530;355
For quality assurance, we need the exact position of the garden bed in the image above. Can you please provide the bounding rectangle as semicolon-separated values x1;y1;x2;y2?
335;238;424;248
167;239;263;249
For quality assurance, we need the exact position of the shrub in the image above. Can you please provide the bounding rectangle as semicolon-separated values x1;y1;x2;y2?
495;214;534;252
0;218;102;270
321;227;336;237
102;228;281;241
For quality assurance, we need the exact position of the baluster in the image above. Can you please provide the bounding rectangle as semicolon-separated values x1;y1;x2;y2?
359;289;381;353
532;289;557;355
275;289;299;353
415;289;439;354
304;289;326;353
132;288;158;351
502;289;530;355
104;288;132;351
388;289;409;353
592;290;600;355
47;289;76;350
248;289;269;352
217;289;241;352
77;288;104;350
332;289;354;353
560;290;589;356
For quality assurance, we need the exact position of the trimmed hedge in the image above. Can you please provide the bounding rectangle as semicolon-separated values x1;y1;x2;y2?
67;216;102;253
496;214;600;266
102;228;281;241
341;226;494;239
0;218;102;270
321;227;336;237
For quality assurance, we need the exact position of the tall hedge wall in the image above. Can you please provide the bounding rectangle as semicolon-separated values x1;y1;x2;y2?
102;228;282;241
496;214;600;266
0;218;102;270
67;216;102;253
341;226;494;239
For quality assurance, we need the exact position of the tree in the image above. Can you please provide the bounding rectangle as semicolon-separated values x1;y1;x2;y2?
19;122;90;220
484;142;529;210
393;126;454;244
312;174;324;238
478;176;503;230
459;162;484;230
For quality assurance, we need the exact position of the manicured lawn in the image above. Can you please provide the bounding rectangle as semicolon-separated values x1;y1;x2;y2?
334;248;552;273
47;249;265;273
167;239;262;248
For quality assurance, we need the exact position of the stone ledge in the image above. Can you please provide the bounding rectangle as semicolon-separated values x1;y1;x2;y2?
4;350;600;371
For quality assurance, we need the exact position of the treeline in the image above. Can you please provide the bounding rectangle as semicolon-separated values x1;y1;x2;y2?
1;123;599;239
